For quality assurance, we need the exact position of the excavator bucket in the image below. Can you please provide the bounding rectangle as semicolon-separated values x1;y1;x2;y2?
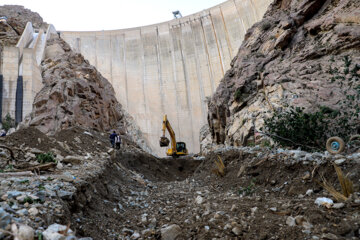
159;136;170;147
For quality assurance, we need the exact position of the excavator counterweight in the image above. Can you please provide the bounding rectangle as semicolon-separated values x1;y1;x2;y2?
160;115;188;157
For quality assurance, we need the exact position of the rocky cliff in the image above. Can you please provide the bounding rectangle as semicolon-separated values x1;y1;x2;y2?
26;34;150;151
206;0;360;150
0;5;46;50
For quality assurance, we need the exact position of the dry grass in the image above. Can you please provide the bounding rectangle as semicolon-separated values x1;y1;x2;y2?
318;164;354;202
212;155;226;177
334;164;354;197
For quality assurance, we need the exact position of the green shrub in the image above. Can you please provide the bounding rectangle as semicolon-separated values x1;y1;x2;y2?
263;107;330;150
2;113;15;131
19;179;29;184
36;153;56;164
264;56;359;150
238;178;256;196
260;139;272;148
234;88;242;102
22;196;33;204
261;22;271;31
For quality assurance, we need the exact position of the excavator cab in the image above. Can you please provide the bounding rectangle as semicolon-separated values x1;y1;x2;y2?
160;115;188;157
176;142;187;153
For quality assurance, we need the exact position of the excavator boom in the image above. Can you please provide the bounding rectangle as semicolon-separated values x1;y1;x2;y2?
159;115;188;156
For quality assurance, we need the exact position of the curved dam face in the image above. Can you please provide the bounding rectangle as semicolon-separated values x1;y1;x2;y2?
60;0;272;155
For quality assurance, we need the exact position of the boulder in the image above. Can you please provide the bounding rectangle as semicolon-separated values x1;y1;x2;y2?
63;155;84;164
18;225;34;240
42;224;74;240
7;128;16;135
45;43;65;59
0;208;12;229
161;224;181;240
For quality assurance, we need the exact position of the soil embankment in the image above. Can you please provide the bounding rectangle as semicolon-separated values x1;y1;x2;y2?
62;147;359;240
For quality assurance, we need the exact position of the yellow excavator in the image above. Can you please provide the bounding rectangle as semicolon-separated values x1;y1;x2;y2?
159;114;188;157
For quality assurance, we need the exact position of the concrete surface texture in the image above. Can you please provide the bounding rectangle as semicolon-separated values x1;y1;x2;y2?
1;23;57;121
60;0;273;155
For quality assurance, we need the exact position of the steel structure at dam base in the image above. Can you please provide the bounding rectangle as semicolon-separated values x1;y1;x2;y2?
60;0;273;155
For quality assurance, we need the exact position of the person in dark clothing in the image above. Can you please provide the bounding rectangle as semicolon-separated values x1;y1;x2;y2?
115;134;121;150
0;130;6;137
109;131;117;148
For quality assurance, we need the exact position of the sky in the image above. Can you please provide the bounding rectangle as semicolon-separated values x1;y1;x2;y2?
1;0;226;31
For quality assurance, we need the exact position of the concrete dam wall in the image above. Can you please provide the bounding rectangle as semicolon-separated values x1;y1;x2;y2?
0;23;57;124
60;0;272;155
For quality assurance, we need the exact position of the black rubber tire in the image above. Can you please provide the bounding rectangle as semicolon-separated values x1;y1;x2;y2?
326;136;345;154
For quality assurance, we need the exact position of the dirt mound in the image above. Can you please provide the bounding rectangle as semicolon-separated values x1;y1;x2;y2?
118;151;201;182
60;152;201;239
65;162;146;239
4;126;65;153
196;149;351;193
54;126;110;155
59;148;359;240
189;149;360;239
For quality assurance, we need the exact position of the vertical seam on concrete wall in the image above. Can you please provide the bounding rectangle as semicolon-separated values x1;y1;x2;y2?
0;74;2;121
95;35;98;68
209;13;225;77
140;28;149;134
189;22;206;123
233;0;248;33
123;34;129;109
200;17;216;93
219;6;233;60
76;37;81;53
0;51;2;120
178;24;195;145
0;49;2;75
169;24;182;140
109;32;113;85
155;27;165;114
249;0;260;19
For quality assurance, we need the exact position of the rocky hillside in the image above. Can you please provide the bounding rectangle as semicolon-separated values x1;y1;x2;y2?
0;4;150;151
24;34;150;151
206;0;360;149
0;5;46;50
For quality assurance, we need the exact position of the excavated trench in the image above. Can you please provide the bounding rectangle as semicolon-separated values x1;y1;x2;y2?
54;148;360;239
59;150;202;239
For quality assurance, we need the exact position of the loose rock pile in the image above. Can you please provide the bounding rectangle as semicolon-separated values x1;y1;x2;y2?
0;126;148;240
56;144;359;240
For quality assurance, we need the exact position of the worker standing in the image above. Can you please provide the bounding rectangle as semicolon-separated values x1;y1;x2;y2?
115;134;121;150
109;131;117;148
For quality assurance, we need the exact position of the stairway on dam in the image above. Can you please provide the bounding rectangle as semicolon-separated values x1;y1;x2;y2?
60;0;273;156
0;22;57;124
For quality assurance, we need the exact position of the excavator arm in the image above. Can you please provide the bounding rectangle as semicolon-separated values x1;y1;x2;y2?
160;115;177;153
159;114;188;156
